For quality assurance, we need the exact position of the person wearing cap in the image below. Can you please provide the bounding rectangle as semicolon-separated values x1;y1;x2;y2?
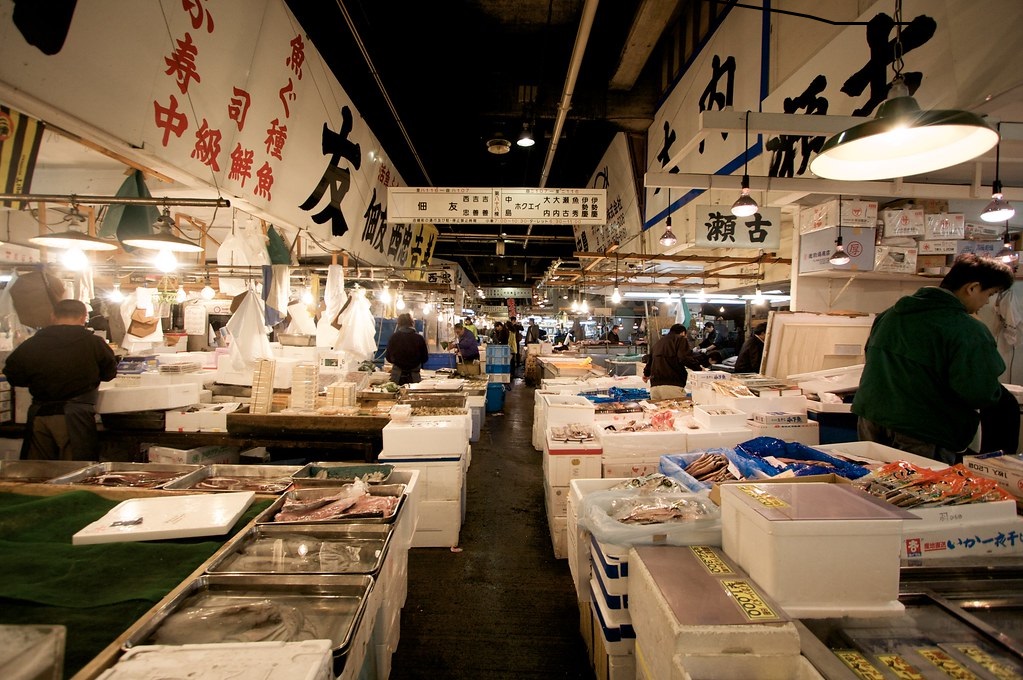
385;312;429;385
642;323;702;401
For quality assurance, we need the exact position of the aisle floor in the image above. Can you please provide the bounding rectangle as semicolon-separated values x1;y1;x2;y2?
389;379;596;679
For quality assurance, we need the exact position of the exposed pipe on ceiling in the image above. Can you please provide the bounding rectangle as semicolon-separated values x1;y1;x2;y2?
0;193;230;208
523;0;599;250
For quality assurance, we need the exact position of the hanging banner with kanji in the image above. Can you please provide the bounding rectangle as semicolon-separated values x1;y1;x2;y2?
0;105;44;208
693;205;781;250
387;187;606;225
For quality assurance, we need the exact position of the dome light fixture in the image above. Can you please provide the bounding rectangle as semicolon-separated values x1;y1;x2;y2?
731;110;759;217
809;0;997;181
981;123;1015;223
122;207;204;252
30;203;119;252
486;137;512;155
516;122;535;148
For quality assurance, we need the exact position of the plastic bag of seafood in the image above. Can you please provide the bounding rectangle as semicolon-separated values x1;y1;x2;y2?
578;489;722;547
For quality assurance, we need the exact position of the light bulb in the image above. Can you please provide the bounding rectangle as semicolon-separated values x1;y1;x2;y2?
570;300;579;312
422;302;432;314
153;248;177;272
395;294;406;310
201;283;215;300
301;288;314;305
61;247;88;271
580;299;589;314
379;285;391;303
108;284;124;303
175;285;187;303
611;287;622;304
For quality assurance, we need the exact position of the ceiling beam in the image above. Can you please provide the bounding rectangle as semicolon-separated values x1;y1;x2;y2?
609;0;680;91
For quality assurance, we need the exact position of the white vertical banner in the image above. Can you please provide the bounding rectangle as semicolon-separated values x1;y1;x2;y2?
579;132;643;253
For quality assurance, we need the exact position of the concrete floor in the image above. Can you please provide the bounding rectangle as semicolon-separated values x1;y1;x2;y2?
389;380;595;678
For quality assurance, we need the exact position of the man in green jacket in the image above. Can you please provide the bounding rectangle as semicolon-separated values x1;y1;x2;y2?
853;254;1014;464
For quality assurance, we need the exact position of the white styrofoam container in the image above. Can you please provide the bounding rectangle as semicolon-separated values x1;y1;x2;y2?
544;393;597;427
745;420;819;446
716;395;807;415
411;499;461;548
376;454;464;502
680;424;753;451
693;406;749;430
601;456;662;479
544;450;602;487
409;413;472;441
546;483;569;517
590;582;636;656
97;641;334;680
96;382;200;414
568;478;625;603
593;547;628;606
147;445;239;466
901;499;1023;559
164;403;241;432
673;650;802;680
598;429;688;458
382;420;469;456
215;355;302;390
815;441;947;470
592;535;629;580
720;482;906;618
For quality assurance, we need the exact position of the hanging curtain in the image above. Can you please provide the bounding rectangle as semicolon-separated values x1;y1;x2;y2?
261;264;291;327
316;264;347;347
101;170;160;249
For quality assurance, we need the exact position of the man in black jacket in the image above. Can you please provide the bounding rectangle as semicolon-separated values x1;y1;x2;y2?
4;299;118;460
733;322;767;373
642;323;703;400
385;313;429;385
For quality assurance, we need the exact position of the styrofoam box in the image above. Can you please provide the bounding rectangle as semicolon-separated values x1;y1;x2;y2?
546;483;569;517
598;429;688;458
720;482;906;618
377;452;464;502
97;641;333;680
799;199;878;232
602;457;662;479
673;650;803;680
593;542;628;604
815;441;947;470
568;478;625;603
550;514;568;559
544;393;597;426
408;413;472;441
215;355;302;390
411;499;461;548
590;582;636;656
164;403;241;432
680;424;752;451
745;420;819;446
388;469;420;551
592;535;629;580
382;420;469;456
693;406;749;430
544;450;603;487
96;382;201;414
902;511;1023;560
147;445;239;466
716;395;807;415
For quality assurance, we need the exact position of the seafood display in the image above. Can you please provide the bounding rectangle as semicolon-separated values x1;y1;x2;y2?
78;471;182;488
193;476;293;493
152;597;311;644
608;495;715;525
273;483;400;522
603;410;676;432
409;407;469;417
683;453;739;483
549;423;596;442
211;531;386;574
857;461;1013;508
611;474;686;493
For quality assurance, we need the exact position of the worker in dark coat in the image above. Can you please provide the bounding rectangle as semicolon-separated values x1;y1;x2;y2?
733;322;767;373
385;312;429;385
4;299;118;460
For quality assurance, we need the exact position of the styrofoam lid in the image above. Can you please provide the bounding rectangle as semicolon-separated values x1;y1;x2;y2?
99;640;333;679
723;482;918;521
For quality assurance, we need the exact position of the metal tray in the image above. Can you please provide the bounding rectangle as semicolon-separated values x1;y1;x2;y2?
46;461;205;489
123;573;372;663
205;523;392;575
256;484;406;525
161;464;302;493
290;463;394;488
0;459;97;484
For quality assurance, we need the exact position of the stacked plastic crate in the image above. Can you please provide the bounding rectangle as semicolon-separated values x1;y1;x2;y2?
485;343;511;383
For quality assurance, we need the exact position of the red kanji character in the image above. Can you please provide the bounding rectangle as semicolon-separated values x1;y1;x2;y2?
164;32;200;95
255;162;274;200
264;118;288;160
287;34;305;80
191;119;222;171
279;78;295;118
228;87;251;132
153;95;188;146
182;0;214;33
228;143;254;187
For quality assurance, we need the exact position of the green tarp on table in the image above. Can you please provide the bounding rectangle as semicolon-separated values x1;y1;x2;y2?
0;490;272;678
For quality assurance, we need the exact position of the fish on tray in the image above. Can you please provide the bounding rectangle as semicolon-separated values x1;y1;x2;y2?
79;471;181;487
195;476;292;493
274;488;400;522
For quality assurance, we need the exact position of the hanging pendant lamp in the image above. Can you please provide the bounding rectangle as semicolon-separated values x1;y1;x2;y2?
659;188;678;247
996;222;1019;265
121;207;204;252
731;110;759;217
610;253;622;304
829;195;852;265
981;122;1015;223
809;0;997;181
30;203;119;251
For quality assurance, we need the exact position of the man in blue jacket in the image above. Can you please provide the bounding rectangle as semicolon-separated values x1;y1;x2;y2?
853;254;1014;464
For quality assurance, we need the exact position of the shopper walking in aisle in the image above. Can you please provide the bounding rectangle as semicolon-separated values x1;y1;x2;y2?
642;323;703;401
4;299;118;460
853;254;1014;464
385;312;429;385
733;322;767;373
525;317;541;344
507;316;523;374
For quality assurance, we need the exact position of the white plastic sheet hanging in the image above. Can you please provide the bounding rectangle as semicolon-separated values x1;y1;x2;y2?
217;215;270;295
225;290;273;369
0;272;32;349
316;264;347;348
994;282;1023;385
334;287;377;359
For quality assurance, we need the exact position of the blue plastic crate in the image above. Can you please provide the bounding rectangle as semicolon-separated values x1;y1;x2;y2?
424;353;457;370
486;345;511;358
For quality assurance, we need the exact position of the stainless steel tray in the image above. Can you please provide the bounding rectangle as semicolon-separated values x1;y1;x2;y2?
123;573;372;661
206;523;392;575
290;462;393;488
0;459;97;483
256;484;406;525
46;462;205;489
161;464;302;493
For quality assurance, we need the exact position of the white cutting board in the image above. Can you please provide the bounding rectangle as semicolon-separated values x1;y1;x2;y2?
72;492;256;545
